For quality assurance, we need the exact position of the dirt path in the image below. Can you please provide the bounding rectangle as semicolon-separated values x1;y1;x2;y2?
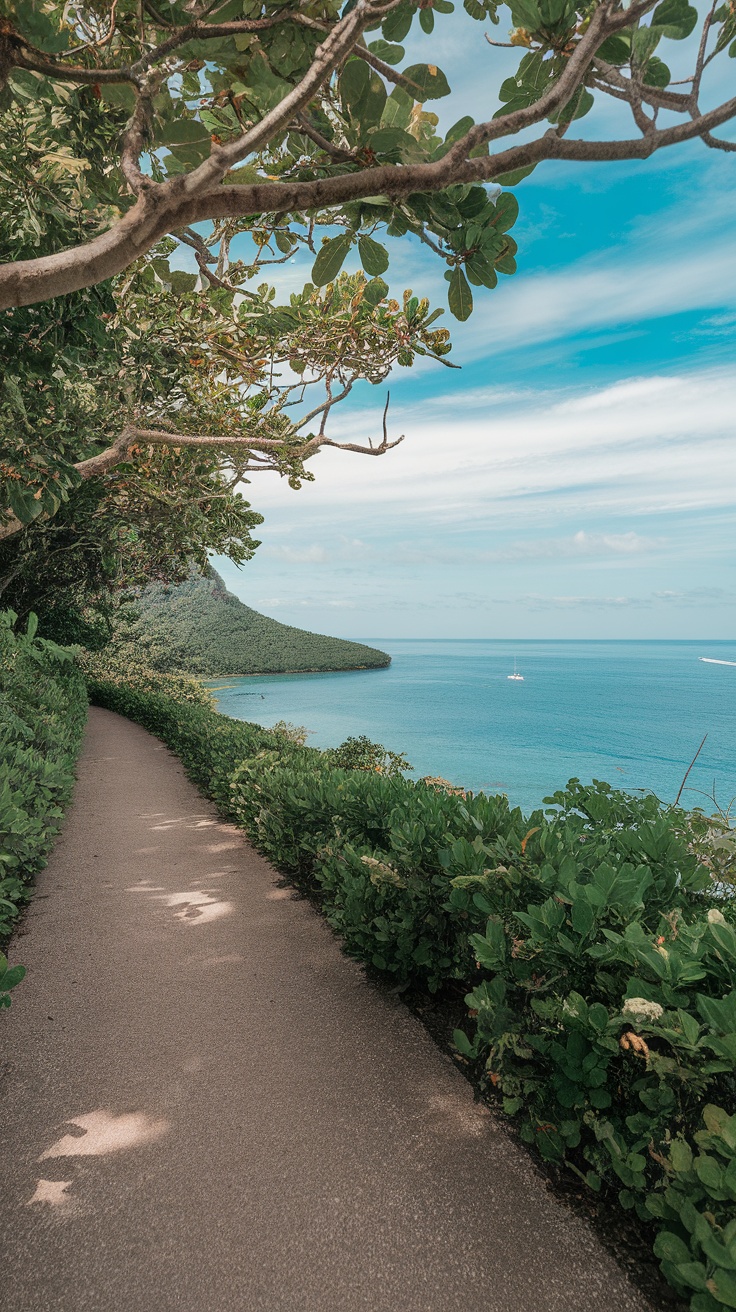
0;707;651;1312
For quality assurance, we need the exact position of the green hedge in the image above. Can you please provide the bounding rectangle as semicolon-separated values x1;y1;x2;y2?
89;673;736;1309
0;611;88;1001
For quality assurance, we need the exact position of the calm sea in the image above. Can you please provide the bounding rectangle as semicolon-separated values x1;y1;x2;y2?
206;640;736;814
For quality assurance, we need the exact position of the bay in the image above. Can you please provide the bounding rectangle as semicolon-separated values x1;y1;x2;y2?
206;639;736;814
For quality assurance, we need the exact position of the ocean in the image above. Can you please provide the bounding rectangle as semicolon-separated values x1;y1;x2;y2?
206;640;736;815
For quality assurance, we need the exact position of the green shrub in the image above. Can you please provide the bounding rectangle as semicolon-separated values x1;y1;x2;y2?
323;734;412;776
0;610;88;964
80;648;215;708
648;1104;736;1310
88;672;736;1309
0;952;25;1008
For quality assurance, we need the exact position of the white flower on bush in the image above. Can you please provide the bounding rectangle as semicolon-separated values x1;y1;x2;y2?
360;855;404;889
621;997;663;1025
707;908;727;926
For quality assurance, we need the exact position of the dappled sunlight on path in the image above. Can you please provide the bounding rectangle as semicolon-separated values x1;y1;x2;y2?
40;1109;170;1160
127;878;234;926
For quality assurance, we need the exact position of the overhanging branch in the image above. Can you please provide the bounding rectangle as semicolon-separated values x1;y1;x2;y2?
0;405;403;541
1;0;735;310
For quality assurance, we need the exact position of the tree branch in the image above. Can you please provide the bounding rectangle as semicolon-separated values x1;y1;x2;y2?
2;11;316;88
3;0;736;311
121;91;155;193
314;393;403;455
295;113;358;164
181;0;401;193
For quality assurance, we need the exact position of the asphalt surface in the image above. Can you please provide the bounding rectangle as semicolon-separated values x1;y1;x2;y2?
0;706;653;1312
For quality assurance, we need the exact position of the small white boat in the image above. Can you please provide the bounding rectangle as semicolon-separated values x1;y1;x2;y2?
699;657;736;667
508;659;524;681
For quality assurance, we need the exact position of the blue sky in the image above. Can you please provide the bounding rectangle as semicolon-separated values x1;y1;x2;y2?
212;14;736;640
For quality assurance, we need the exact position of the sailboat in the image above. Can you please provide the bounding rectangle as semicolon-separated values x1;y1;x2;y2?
508;658;524;681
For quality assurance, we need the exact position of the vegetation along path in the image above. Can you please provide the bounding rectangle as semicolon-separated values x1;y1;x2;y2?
1;707;651;1312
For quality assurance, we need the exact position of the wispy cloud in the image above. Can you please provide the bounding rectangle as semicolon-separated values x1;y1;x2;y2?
248;364;736;533
516;588;733;611
483;530;667;562
256;595;357;609
262;544;330;564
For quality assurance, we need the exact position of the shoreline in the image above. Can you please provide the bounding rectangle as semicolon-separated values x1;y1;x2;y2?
203;662;390;679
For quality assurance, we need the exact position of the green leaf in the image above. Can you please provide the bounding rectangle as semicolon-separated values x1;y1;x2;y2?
492;162;537;186
420;7;435;32
465;250;497;288
368;39;405;64
495;250;517;276
453;1027;475;1056
168;271;197;295
652;0;698;38
159;117;210;146
511;0;542;28
642;57;671;87
696;1154;725;1193
552;86;594;125
1;963;26;990
492;192;519;231
708;921;736;962
382;1;414;42
402;64;452;100
340;57;371;109
596;34;631;63
571;897;595;936
381;86;414;129
312;234;353;286
448;267;473;320
368;127;417;158
633;26;662;65
358;235;390;276
588;1002;609;1031
654;1231;692;1265
708;1270;736;1308
363;277;389;305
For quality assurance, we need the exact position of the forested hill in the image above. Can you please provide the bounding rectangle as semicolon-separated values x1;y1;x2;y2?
123;570;390;676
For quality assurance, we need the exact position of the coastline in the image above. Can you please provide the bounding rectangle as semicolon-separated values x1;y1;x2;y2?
203;661;391;679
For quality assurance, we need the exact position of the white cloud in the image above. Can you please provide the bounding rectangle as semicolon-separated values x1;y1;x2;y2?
256;595;356;609
515;587;733;610
483;529;666;562
456;240;736;362
263;544;329;564
246;363;736;532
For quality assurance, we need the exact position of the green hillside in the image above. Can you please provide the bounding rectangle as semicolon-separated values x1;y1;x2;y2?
121;569;390;676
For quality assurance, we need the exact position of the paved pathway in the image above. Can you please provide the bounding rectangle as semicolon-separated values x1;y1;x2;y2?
0;707;652;1312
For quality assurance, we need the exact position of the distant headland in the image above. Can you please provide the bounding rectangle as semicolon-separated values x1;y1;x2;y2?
122;567;390;676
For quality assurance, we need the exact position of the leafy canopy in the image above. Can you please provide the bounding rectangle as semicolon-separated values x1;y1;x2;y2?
1;0;732;317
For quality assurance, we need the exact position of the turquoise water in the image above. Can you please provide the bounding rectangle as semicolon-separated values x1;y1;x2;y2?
207;640;736;814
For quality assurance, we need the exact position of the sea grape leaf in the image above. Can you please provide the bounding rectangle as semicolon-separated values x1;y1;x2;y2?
652;0;698;38
448;267;473;320
312;234;353;285
358;235;390;275
402;64;452;99
368;39;405;64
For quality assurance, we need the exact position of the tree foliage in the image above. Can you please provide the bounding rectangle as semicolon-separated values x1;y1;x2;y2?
0;67;452;569
0;0;733;315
